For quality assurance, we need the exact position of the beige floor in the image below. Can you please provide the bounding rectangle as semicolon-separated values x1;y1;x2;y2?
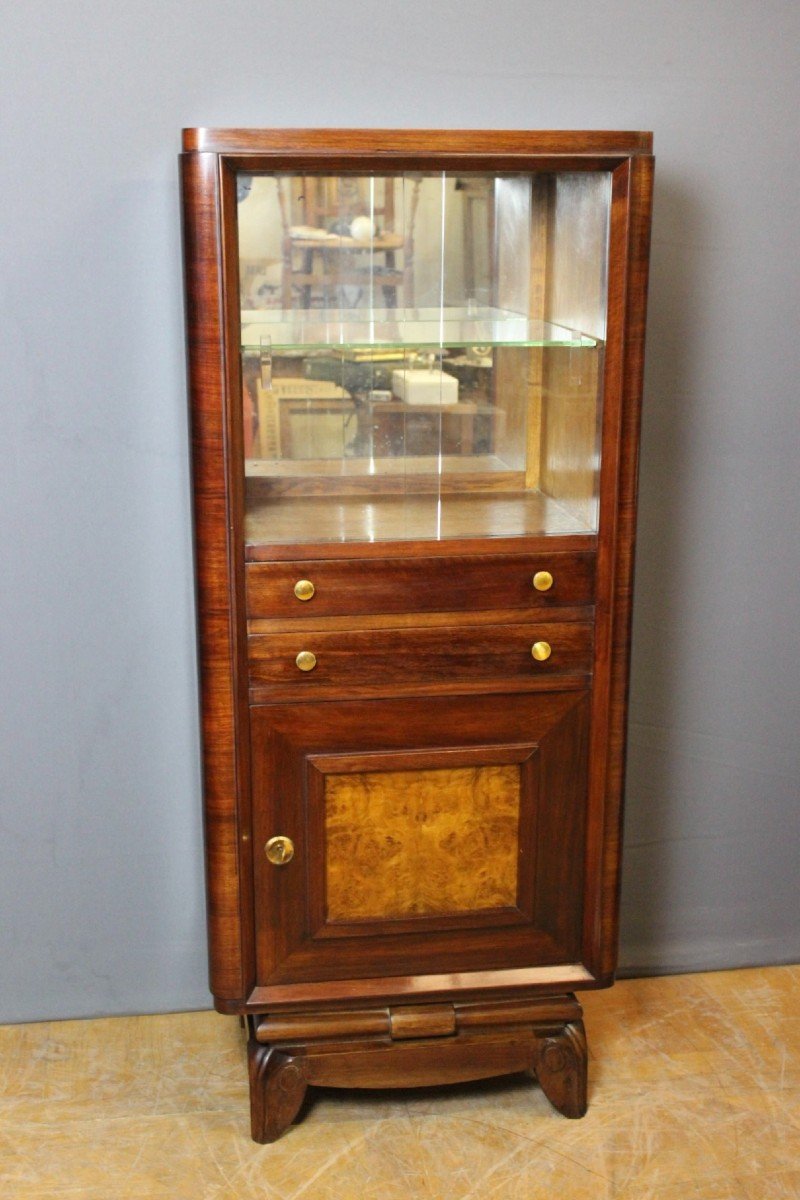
0;965;798;1199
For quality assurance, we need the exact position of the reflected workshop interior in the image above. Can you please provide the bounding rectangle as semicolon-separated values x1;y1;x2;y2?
237;171;609;550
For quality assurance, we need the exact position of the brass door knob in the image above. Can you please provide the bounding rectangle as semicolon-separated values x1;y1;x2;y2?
294;579;315;601
295;650;317;672
532;570;554;592
265;836;294;865
531;641;552;662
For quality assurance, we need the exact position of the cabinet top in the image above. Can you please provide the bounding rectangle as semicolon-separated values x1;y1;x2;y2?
181;128;653;156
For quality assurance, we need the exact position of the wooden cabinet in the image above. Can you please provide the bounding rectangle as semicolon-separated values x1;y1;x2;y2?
181;128;654;1141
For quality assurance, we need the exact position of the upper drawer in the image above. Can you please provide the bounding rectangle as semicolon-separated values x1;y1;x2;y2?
246;551;595;619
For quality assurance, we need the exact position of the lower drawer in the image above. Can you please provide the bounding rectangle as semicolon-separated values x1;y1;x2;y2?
248;621;592;701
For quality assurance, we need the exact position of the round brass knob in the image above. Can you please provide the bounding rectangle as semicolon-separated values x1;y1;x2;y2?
295;650;317;672
532;571;554;592
294;579;315;602
531;641;552;662
265;836;294;865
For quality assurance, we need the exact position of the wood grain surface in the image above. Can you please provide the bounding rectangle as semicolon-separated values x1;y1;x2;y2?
245;549;595;618
247;620;593;702
324;763;521;921
181;152;251;1001
244;490;596;550
184;128;653;154
250;691;588;988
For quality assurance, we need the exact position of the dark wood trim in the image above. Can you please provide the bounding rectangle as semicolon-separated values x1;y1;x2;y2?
246;993;587;1139
580;159;631;980
248;673;590;706
246;532;598;562
581;155;654;979
593;153;655;979
308;907;531;942
254;994;584;1042
184;128;653;154
181;152;249;1000
307;744;536;774
215;153;631;176
248;605;595;634
243;963;596;1011
217;158;258;998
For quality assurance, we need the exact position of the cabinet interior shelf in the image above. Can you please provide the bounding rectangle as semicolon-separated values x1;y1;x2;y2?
244;489;595;550
241;307;598;352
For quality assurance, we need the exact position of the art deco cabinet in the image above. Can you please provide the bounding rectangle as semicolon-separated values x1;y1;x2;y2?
180;128;653;1142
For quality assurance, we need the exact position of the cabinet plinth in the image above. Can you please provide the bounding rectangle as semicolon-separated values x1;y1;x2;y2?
182;127;653;1140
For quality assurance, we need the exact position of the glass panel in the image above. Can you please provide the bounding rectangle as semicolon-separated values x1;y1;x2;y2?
324;764;521;921
236;170;610;549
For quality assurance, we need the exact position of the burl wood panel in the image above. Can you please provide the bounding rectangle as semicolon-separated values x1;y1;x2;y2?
324;764;521;921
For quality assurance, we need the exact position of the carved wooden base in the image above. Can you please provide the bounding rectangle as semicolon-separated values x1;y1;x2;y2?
531;1019;587;1119
248;1044;309;1144
246;993;587;1142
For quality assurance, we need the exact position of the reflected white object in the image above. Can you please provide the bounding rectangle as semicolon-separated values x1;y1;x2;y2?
392;368;459;406
350;216;376;242
245;263;282;308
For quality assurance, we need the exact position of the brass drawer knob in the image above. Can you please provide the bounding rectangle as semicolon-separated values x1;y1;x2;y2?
532;570;554;592
294;579;315;601
265;836;294;865
295;650;317;672
531;641;552;662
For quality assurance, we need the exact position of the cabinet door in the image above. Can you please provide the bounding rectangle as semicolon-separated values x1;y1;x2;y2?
251;691;588;986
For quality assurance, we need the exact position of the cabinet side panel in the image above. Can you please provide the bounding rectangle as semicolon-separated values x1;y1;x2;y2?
181;152;246;1000
585;156;654;980
597;154;654;978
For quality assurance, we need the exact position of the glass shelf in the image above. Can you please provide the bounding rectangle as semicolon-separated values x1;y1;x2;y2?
240;306;597;352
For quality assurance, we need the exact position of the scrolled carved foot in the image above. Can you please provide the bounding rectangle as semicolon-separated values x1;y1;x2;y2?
533;1020;588;1118
248;1040;308;1143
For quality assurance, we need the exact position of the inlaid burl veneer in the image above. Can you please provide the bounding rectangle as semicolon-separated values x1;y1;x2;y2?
181;127;653;1141
324;764;520;920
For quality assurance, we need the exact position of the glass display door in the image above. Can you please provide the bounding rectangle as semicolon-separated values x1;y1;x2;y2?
236;169;611;552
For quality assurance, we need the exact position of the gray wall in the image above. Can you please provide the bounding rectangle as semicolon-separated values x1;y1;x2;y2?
1;1;798;1023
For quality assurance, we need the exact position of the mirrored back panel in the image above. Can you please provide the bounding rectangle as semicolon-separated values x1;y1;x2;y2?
236;170;611;551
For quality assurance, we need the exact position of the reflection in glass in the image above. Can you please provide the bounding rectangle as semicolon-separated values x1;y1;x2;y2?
237;172;610;548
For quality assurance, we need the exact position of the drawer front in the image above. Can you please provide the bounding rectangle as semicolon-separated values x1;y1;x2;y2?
248;621;592;699
246;552;595;619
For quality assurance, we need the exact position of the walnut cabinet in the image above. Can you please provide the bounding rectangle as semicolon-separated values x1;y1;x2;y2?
180;128;654;1141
